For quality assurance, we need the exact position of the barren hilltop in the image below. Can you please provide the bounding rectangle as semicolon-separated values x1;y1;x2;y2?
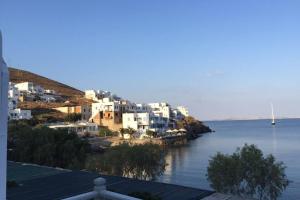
9;67;84;97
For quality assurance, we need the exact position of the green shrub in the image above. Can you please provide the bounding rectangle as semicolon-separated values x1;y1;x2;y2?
207;144;289;200
8;123;91;169
86;143;166;180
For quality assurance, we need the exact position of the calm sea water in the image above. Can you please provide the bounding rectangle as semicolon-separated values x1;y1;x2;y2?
158;119;300;200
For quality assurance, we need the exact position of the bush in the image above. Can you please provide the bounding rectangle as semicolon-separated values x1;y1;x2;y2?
86;143;166;180
98;127;116;137
64;113;82;122
146;130;158;138
207;144;289;200
8;123;91;169
119;128;136;138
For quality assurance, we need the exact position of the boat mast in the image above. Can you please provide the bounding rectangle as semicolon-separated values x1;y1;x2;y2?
271;103;275;125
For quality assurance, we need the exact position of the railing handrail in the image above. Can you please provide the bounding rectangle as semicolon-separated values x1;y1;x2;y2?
62;191;98;200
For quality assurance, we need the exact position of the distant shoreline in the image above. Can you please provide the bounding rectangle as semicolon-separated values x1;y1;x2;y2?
204;117;300;123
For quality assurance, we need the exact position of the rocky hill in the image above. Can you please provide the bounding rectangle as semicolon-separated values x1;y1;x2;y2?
9;67;93;123
9;67;84;97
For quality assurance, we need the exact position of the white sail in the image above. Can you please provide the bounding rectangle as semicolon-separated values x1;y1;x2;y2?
271;103;275;125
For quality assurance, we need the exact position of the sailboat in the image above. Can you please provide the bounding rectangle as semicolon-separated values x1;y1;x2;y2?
271;103;276;126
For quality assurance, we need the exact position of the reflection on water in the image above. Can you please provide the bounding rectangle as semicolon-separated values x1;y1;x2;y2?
158;119;300;200
272;126;277;155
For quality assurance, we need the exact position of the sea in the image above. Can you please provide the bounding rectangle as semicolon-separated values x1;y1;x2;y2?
158;119;300;199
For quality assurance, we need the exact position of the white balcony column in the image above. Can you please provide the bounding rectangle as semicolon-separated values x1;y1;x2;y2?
0;31;9;200
93;177;106;200
62;177;141;200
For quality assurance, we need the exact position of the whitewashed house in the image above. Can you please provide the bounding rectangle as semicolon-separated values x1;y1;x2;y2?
122;113;150;133
48;121;99;136
177;106;189;117
8;82;20;101
122;112;169;135
85;89;116;101
8;82;32;120
136;103;151;113
44;89;56;94
92;97;121;116
148;102;172;119
9;108;32;120
40;94;56;102
148;102;173;129
14;82;44;95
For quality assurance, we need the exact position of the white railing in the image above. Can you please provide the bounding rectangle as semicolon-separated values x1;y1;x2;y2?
62;177;141;200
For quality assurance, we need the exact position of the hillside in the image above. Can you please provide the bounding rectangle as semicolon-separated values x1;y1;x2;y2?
9;67;84;97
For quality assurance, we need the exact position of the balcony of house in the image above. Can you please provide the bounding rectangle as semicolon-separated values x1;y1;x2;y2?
7;161;214;200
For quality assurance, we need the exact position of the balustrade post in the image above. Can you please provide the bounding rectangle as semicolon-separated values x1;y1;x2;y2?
94;177;106;200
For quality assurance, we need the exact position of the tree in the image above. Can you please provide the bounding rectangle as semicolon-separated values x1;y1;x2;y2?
146;130;157;138
119;128;126;138
119;128;136;138
86;143;166;180
8;123;91;169
207;144;289;200
64;113;82;122
99;127;115;137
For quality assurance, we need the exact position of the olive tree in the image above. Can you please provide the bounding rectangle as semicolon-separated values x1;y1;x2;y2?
207;144;289;200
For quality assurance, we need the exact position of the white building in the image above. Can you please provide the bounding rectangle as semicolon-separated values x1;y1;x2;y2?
9;109;32;120
8;99;17;111
48;121;99;136
44;89;56;94
85;89;119;101
40;94;56;102
136;103;151;113
92;97;121;116
148;102;171;119
148;102;173;130
122;112;169;134
122;113;150;133
8;82;20;101
14;82;44;95
7;82;32;120
177;106;189;117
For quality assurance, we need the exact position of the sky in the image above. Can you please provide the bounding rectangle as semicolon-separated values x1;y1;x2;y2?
1;0;300;120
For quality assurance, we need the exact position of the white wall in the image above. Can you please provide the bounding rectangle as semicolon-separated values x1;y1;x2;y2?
0;31;8;200
15;82;34;92
149;102;171;119
177;106;189;117
9;109;32;120
123;113;150;133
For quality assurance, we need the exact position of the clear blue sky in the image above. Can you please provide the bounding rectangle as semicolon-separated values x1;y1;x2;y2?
1;0;300;120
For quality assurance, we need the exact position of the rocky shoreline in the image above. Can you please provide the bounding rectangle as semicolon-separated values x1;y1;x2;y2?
176;116;212;140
